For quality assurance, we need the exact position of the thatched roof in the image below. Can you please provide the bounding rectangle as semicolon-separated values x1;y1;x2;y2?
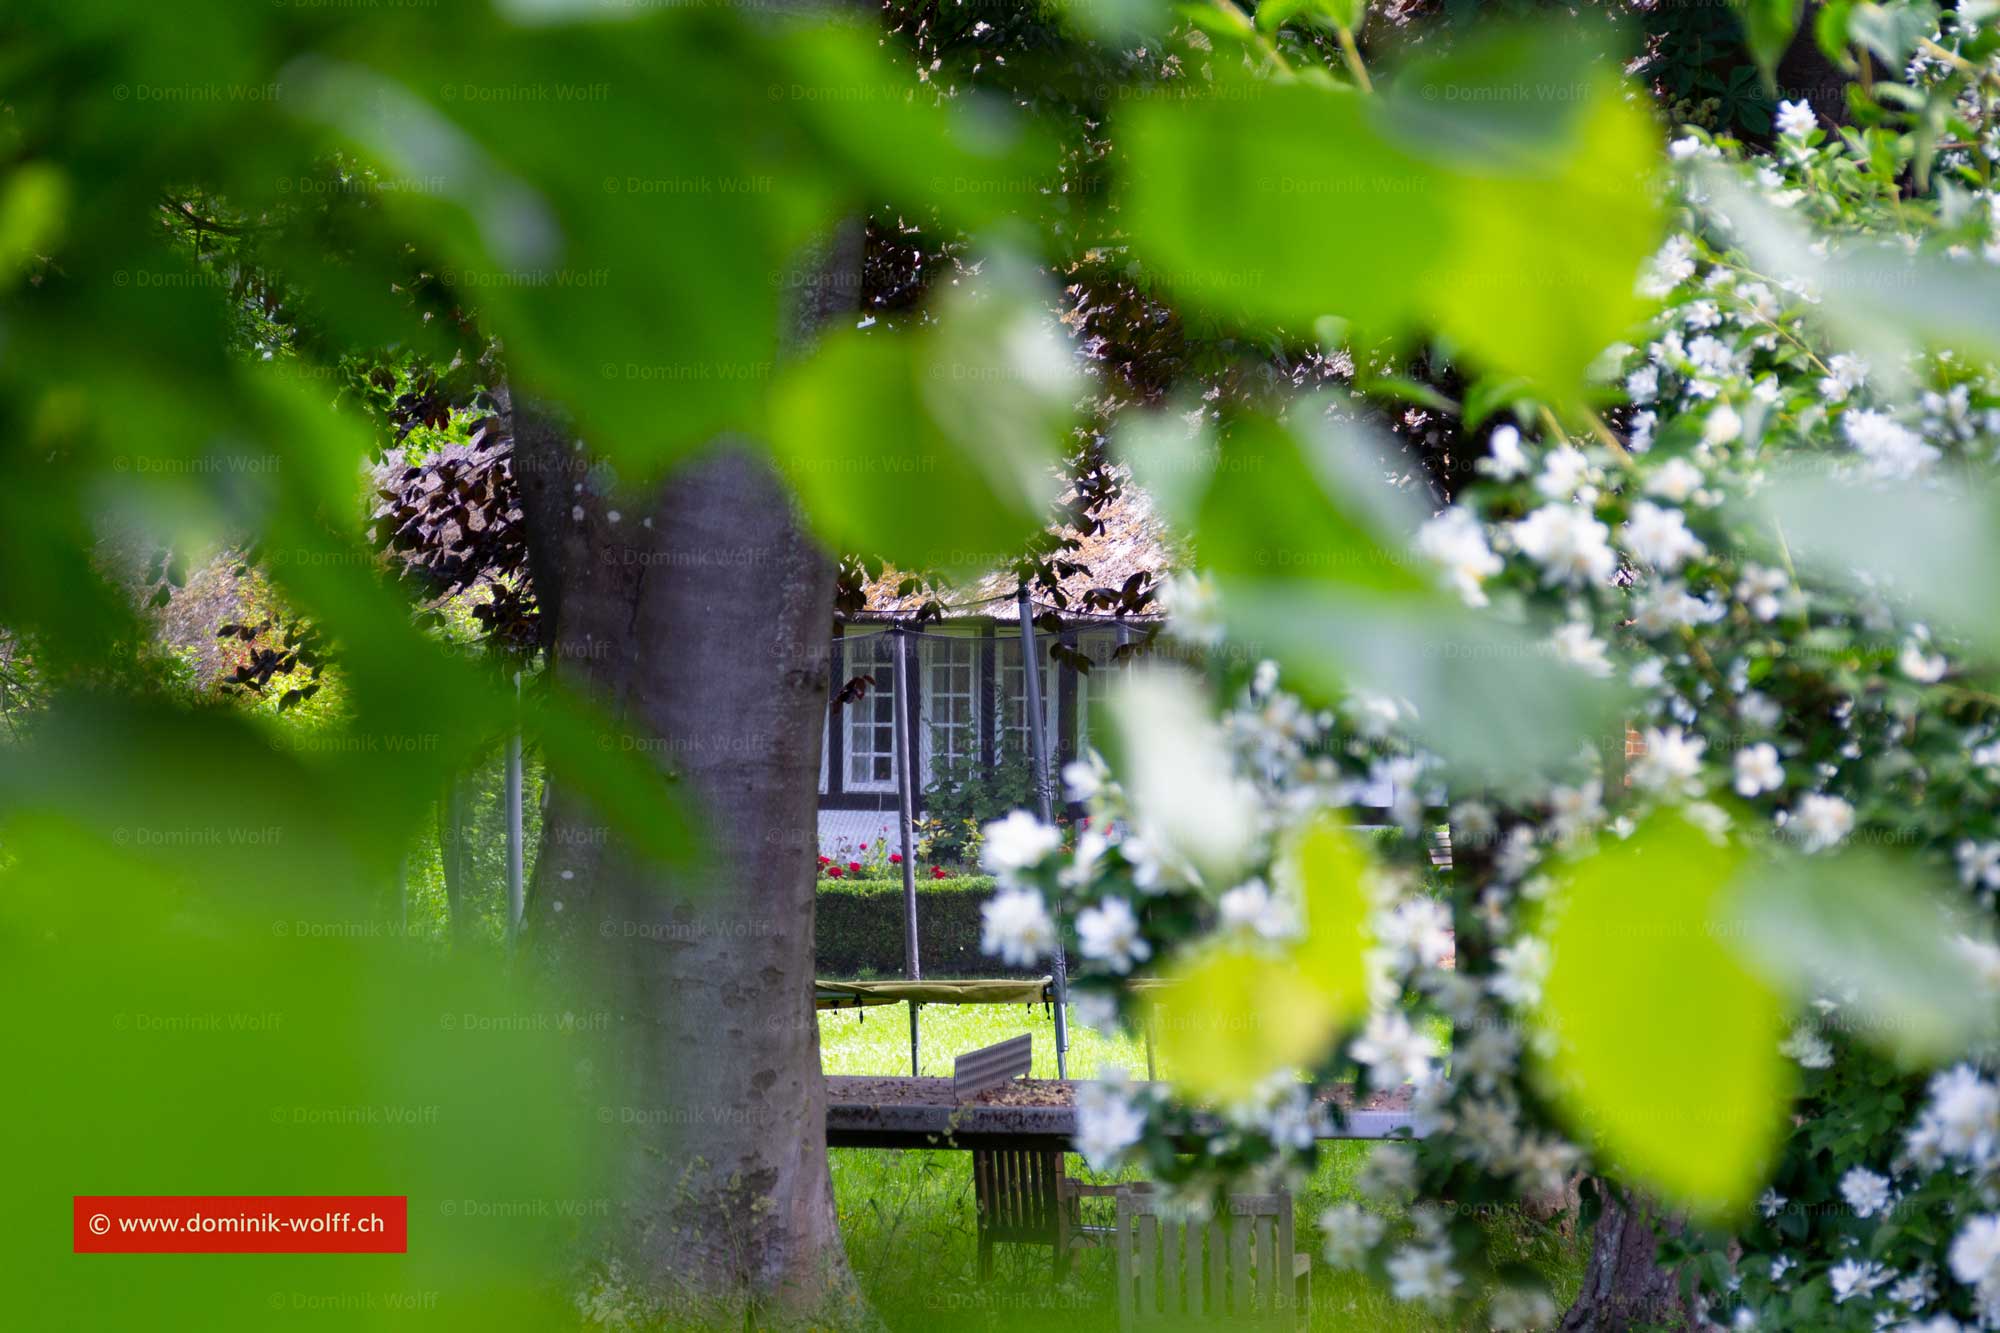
851;480;1179;623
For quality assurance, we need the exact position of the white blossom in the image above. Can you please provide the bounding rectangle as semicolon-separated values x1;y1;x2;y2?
1511;1134;1583;1197
1819;353;1869;401
1550;623;1612;678
1534;445;1591;500
1776;99;1818;138
1386;1243;1462;1307
1626;364;1659;404
1479;424;1530;481
1319;1203;1385;1268
1547;779;1603;842
1076;897;1150;974
1736;565;1790;621
1631;581;1724;634
1630;726;1706;793
979;886;1055;967
1111;669;1260;885
1456;1023;1520;1092
980;810;1061;881
1218;878;1299;941
1356;1143;1418;1200
1486;1284;1557;1332
1418;507;1503;607
1512;504;1616;588
1901;641;1948;683
1780;1023;1834;1069
1734;742;1784;797
1350;1010;1438;1087
1157;572;1223;646
1061;753;1106;802
1641;234;1698;297
1927;1065;2000;1165
1957;841;2000;893
1844;409;1941;480
1621;500;1705;571
1645;456;1705;504
1702;402;1742;446
1830;1258;1891;1303
1949;1214;2000;1289
1490;936;1551;1008
1839;1166;1892;1219
1793;793;1855;853
1075;1075;1146;1170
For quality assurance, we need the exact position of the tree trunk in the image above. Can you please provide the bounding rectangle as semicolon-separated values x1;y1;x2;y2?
1778;3;1855;131
1558;1186;1692;1333
509;220;865;1324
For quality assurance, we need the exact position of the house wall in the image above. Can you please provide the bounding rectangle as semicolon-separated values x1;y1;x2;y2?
812;619;1409;857
816;620;1116;856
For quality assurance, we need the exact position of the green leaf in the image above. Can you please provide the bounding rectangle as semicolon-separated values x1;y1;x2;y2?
526;688;700;873
1731;0;1804;90
767;248;1074;578
1055;0;1174;41
1174;406;1629;785
1145;818;1373;1099
286;9;1049;475
1703;167;2000;391
1847;1;1939;67
1727;850;1998;1065
1752;464;2000;657
0;162;67;284
1535;816;1793;1218
1118;27;1661;404
1256;0;1365;33
1815;0;1857;64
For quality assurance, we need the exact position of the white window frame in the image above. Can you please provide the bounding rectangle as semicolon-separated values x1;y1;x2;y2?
919;633;979;787
843;632;900;793
1072;630;1126;753
995;634;1059;760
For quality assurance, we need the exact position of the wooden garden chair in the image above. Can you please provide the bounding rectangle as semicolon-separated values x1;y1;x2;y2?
971;1146;1118;1279
1113;1184;1310;1330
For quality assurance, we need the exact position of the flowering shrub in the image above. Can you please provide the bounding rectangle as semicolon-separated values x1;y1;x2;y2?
976;7;2000;1329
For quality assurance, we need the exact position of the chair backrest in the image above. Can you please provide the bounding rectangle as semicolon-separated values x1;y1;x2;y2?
954;1033;1032;1101
973;1146;1065;1240
1115;1185;1296;1331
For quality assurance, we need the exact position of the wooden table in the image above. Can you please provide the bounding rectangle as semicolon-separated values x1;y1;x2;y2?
824;1076;1420;1151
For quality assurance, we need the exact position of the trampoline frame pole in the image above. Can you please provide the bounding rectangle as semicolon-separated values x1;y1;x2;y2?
1016;588;1069;1080
891;626;923;1076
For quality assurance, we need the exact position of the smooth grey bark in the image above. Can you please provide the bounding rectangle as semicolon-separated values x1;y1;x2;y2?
507;221;865;1325
1558;1188;1693;1333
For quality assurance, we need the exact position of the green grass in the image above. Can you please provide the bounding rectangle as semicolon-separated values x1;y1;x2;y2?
819;1005;1587;1331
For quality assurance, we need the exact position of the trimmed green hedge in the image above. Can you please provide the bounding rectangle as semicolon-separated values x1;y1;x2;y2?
817;875;1023;979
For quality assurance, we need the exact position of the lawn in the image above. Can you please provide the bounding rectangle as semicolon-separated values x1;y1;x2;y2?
819;1004;1586;1331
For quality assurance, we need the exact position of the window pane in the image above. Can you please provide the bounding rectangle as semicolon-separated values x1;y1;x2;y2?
843;634;897;790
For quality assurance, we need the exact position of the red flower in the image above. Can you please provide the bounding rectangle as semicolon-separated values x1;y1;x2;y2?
847;861;862;873
816;855;831;865
889;853;903;864
929;865;947;879
858;841;869;851
827;866;844;878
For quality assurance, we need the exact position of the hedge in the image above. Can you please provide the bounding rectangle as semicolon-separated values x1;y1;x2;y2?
816;875;1028;979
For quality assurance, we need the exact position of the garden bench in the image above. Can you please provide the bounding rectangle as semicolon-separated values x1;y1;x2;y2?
1113;1184;1308;1331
